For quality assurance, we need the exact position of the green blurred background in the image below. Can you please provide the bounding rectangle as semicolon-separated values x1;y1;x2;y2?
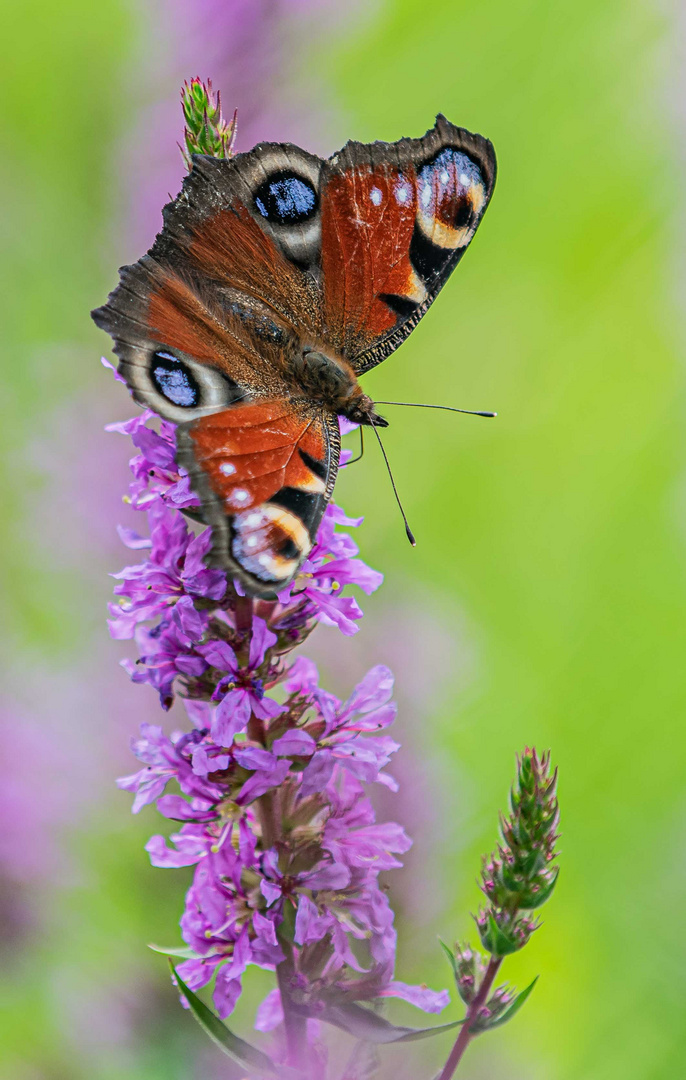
1;0;684;1076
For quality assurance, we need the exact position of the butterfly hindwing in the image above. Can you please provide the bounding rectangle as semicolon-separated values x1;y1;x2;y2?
176;400;339;595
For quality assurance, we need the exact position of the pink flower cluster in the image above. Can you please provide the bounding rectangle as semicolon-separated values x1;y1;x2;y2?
107;369;448;1063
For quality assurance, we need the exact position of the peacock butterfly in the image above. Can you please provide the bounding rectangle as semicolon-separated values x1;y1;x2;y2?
92;115;496;597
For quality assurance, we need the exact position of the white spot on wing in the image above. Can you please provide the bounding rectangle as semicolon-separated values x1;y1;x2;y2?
219;462;236;476
395;181;410;205
439;169;449;185
370;186;383;206
459;173;470;187
227;488;251;508
421;183;432;208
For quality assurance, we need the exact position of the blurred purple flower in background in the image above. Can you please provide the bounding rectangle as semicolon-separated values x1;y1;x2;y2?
124;0;354;252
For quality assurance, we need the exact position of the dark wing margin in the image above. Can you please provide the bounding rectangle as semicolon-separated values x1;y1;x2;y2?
319;114;496;373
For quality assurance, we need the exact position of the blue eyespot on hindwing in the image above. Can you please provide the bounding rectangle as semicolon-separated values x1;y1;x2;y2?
151;351;200;407
254;172;318;225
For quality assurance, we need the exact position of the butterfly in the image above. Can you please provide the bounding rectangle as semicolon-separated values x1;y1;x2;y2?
92;115;496;597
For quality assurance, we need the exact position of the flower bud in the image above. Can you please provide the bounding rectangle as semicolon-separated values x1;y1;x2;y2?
479;748;560;915
180;77;237;167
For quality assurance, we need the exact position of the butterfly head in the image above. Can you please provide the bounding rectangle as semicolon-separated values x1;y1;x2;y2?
341;392;389;429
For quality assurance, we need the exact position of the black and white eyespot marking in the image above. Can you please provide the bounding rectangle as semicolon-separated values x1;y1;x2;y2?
137;348;248;423
269;487;320;537
253;171;318;225
151;351;200;407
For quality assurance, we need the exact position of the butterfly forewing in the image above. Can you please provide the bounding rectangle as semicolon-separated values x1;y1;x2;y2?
319;115;496;372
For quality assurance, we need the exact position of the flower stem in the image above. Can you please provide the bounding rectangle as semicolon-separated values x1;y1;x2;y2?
437;955;503;1080
277;939;308;1071
256;789;307;1070
234;594;253;638
258;788;279;848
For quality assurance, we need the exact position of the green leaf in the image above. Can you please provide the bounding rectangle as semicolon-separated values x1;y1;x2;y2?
318;1002;463;1044
486;977;538;1029
148;943;198;959
170;962;277;1074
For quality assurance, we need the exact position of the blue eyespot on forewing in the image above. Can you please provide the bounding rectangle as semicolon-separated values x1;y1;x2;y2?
254;172;318;225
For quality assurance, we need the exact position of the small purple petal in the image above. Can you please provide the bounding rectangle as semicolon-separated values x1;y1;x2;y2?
282;656;320;696
176;957;218;991
308;591;363;636
145;833;206;868
248;616;278;669
234;747;277;771
344;665;394;716
300;750;336;796
173;596;208;641
236;760;291;805
212;690;251;745
260;880;283;907
213;970;244;1019
379;981;450;1014
250;692;286;721
116;525;152;550
295;895;332;945
271;730;316;757
255;988;283;1032
199;640;238;674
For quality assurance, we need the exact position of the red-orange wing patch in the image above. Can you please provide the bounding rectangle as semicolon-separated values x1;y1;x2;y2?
176;400;339;596
320;121;495;372
321;165;421;359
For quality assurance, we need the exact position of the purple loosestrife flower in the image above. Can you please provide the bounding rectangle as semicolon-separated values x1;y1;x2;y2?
278;658;400;795
199;617;285;744
109;500;225;639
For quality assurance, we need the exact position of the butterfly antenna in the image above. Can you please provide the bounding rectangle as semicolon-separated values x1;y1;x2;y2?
368;419;416;546
345;425;365;466
375;401;496;418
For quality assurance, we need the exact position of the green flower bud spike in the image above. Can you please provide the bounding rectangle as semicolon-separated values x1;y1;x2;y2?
438;748;560;1080
180;77;237;169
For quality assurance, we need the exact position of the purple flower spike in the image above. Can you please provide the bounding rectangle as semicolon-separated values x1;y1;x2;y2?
108;384;448;1054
